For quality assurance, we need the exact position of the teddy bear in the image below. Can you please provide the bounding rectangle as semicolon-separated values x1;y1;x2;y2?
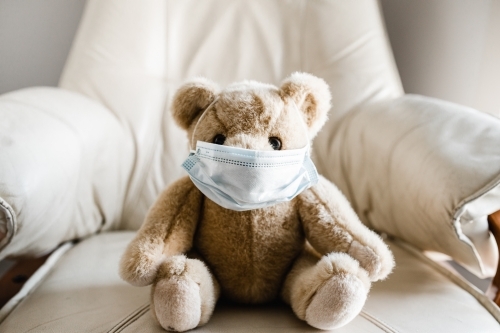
119;72;395;332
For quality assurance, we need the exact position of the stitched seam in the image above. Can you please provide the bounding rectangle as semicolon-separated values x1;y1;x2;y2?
108;303;150;333
115;305;149;332
199;155;301;168
391;239;500;324
197;145;305;158
359;311;399;333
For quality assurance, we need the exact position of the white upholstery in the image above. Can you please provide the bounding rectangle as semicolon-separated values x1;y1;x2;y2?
0;87;134;258
59;0;403;230
1;232;498;333
0;0;492;280
322;95;500;278
1;0;500;331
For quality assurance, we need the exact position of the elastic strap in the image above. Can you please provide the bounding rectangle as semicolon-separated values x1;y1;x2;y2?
190;97;220;150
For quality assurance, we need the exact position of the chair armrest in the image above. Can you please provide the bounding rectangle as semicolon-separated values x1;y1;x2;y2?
317;94;500;278
0;87;134;259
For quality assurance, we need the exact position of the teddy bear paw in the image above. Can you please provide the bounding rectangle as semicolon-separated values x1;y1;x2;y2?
305;273;367;330
152;256;218;332
305;253;371;330
348;240;382;280
153;275;202;332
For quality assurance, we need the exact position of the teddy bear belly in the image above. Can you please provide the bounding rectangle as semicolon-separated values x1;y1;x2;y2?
194;201;304;303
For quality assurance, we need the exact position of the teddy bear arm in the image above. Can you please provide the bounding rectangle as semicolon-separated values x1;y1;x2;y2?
297;175;395;281
119;176;203;286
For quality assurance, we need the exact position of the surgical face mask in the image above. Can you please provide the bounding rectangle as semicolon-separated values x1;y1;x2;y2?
181;98;319;211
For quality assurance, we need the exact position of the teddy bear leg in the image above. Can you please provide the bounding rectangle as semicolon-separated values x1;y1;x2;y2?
151;255;220;332
281;247;371;330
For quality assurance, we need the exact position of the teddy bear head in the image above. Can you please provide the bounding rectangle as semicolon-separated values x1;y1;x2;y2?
171;72;331;151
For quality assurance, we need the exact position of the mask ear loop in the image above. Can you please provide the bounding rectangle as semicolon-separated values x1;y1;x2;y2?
190;97;219;152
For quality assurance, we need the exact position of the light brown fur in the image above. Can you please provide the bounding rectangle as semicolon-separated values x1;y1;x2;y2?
120;73;394;332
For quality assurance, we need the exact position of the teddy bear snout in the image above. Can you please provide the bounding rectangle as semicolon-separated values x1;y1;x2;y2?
223;133;276;151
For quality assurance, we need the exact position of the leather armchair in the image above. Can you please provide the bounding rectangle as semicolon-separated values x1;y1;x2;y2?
1;1;500;332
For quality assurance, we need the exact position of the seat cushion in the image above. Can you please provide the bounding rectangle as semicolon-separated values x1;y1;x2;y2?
0;232;498;332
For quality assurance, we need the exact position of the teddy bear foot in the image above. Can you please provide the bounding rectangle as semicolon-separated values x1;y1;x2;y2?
305;272;367;329
151;256;219;332
304;253;371;330
283;251;371;330
153;275;201;332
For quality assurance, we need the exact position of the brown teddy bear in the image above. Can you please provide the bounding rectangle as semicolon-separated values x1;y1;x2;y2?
119;73;394;332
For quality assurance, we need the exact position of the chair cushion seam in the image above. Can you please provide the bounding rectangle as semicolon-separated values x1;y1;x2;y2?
359;310;399;333
108;303;150;333
391;237;500;324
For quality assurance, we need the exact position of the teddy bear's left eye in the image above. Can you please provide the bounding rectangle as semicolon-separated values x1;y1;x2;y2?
213;134;226;145
269;137;282;150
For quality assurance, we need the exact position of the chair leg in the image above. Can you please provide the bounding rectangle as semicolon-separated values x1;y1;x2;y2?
488;211;500;305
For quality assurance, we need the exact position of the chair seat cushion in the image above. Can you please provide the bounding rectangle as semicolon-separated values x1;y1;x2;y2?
0;231;498;332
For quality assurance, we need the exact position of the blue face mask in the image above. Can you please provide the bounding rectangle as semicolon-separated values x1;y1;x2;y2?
181;99;319;211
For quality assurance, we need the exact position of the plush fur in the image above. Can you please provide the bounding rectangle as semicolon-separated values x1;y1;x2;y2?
119;72;395;332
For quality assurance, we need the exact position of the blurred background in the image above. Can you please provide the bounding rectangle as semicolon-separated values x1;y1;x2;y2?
1;0;499;117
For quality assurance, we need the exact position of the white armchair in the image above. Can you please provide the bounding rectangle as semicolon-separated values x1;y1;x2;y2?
1;0;500;332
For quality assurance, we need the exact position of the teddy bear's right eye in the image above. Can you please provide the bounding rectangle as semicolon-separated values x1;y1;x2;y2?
269;137;282;150
213;134;226;145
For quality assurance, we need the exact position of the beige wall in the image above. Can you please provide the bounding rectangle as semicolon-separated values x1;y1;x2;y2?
0;0;85;94
381;0;500;117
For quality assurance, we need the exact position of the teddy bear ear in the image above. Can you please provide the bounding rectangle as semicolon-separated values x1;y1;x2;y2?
171;78;220;130
279;72;332;138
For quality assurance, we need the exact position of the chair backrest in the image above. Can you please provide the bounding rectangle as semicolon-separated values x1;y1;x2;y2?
60;0;403;230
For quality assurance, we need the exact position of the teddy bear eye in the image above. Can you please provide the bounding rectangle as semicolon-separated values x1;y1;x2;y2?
269;137;282;150
213;134;226;145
